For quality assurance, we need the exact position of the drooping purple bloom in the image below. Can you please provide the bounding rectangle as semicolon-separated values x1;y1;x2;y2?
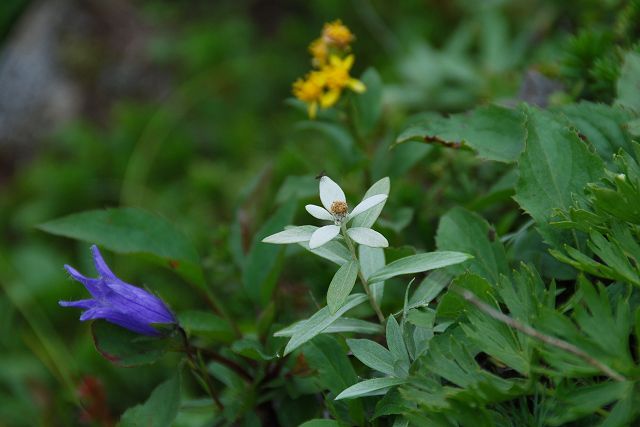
59;245;176;336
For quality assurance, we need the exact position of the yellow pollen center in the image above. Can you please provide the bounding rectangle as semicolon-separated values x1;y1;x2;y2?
330;201;348;216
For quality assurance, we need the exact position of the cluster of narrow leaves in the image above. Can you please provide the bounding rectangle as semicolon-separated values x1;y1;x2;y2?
369;50;640;426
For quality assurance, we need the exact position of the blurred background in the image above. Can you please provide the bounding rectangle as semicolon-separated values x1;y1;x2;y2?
0;0;636;425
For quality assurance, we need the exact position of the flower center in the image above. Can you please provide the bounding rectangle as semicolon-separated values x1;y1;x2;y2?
330;201;348;222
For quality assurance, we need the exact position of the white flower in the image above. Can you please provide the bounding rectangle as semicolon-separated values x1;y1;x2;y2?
263;176;389;249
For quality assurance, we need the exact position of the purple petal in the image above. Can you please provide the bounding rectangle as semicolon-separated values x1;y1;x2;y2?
80;307;160;336
60;245;176;337
90;245;119;280
64;265;103;298
105;282;175;324
59;299;96;309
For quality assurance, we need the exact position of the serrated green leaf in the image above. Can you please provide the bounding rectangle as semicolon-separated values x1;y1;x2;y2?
616;51;640;112
395;104;526;163
369;251;472;283
554;102;635;163
513;108;605;244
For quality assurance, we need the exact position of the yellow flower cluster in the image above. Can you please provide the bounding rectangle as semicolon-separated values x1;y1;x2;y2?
292;20;366;119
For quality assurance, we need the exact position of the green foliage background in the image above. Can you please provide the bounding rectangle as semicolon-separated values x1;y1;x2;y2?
1;0;639;426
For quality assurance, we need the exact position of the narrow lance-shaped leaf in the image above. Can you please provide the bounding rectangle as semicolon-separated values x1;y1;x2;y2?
274;317;382;337
335;377;408;400
369;251;472;283
284;293;368;355
298;239;351;266
386;316;410;369
327;260;360;314
360;245;386;305
347;338;396;376
262;225;316;244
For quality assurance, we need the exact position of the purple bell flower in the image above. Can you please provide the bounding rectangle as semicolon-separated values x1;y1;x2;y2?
59;245;176;336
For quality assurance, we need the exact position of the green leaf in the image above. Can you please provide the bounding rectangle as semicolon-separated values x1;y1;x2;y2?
119;371;181;427
305;334;363;424
373;388;413;418
352;68;383;138
436;207;509;283
244;200;297;304
351;177;390;228
395;105;527;163
553;102;635;163
347;338;396;376
386;316;410;369
274;317;382;337
546;381;631;425
616;51;640;112
177;310;234;343
368;251;472;283
513;108;605;243
327;260;360;314
262;225;316;244
436;273;494;320
38;207;204;286
359;245;386;305
335;378;408;400
298;239;351;266
408;270;452;309
230;338;276;361
91;321;175;367
283;294;368;355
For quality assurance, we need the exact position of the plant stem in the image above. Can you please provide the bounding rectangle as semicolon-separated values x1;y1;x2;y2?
179;327;224;410
341;225;385;324
194;347;253;382
454;287;626;382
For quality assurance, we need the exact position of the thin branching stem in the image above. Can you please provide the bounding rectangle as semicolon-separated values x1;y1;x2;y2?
453;286;626;382
178;327;224;410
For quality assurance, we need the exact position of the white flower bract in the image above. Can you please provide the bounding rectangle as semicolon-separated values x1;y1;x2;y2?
263;176;388;250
